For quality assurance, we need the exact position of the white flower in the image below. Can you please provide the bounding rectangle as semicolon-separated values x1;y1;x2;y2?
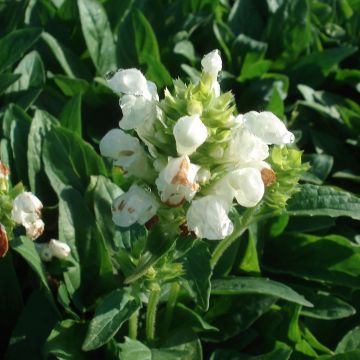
224;128;269;163
186;195;233;240
119;95;157;130
173;115;208;155
107;69;150;98
201;50;222;79
213;168;265;207
112;185;159;227
25;219;45;241
36;239;71;262
12;192;44;240
155;156;200;206
49;239;71;259
99;129;153;180
243;111;295;145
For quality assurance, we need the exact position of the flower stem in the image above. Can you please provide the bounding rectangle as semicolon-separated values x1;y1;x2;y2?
210;207;256;269
160;282;180;339
146;287;161;342
128;310;139;339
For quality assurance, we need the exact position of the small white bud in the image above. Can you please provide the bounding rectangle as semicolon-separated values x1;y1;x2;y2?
243;111;295;145
155;156;200;207
201;50;222;79
49;239;71;260
196;168;211;184
173;115;208;155
186;195;233;240
112;185;159;227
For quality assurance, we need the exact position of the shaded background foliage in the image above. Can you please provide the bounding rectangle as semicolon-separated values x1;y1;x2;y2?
0;0;360;359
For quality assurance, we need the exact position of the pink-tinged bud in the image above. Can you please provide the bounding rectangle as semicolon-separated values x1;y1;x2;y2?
0;161;10;191
0;224;9;257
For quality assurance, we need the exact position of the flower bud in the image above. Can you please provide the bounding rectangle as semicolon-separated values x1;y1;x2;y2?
0;161;10;191
173;115;208;155
186;195;233;240
196;168;211;184
112;185;159;227
201;50;222;79
99;129;154;180
49;239;71;260
243;111;295;145
0;224;9;257
156;156;200;206
107;68;150;98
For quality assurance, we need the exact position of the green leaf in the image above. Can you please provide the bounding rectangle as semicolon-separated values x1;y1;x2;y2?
41;32;91;79
60;93;82;137
300;290;355;320
0;254;23;355
264;233;360;288
181;241;212;311
211;277;312;307
10;237;51;293
319;350;360;359
336;326;360;353
0;27;41;72
119;337;152;360
301;154;334;185
77;0;116;75
286;185;360;220
132;10;171;87
43;125;107;195
44;320;88;360
290;47;357;87
0;73;21;95
5;291;58;360
27;110;59;198
82;289;140;351
59;187;115;309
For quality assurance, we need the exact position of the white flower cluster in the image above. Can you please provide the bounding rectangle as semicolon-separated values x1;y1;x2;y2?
101;50;294;240
11;192;45;240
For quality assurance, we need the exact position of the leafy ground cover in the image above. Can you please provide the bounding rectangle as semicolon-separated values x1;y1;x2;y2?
0;0;360;359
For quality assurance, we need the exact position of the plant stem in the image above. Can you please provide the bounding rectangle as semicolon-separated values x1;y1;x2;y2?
160;282;180;339
146;287;160;342
128;310;139;339
210;207;256;269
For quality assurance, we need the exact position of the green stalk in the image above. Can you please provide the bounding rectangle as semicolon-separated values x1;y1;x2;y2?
128;310;139;339
210;207;256;269
146;287;161;342
160;282;180;339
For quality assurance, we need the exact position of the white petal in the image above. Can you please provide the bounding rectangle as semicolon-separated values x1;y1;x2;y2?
100;129;139;165
12;192;43;215
36;243;53;262
228;168;265;207
173;115;208;155
107;69;149;97
119;95;157;130
225;128;269;163
243;111;295;145
155;156;200;206
49;239;71;259
201;50;222;79
112;185;159;227
186;195;233;240
25;219;44;240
